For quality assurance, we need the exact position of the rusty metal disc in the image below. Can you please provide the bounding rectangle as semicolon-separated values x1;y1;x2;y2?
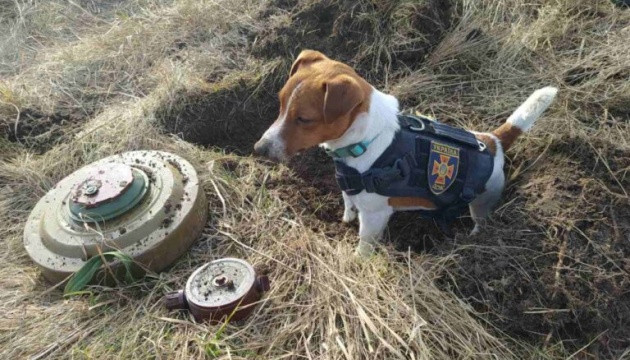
70;163;135;207
23;151;208;283
165;258;270;323
186;258;256;308
68;164;150;222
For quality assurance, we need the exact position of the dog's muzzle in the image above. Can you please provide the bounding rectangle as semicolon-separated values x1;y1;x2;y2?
253;139;271;157
254;137;287;163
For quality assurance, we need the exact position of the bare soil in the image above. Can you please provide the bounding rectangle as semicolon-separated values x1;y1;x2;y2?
2;108;84;152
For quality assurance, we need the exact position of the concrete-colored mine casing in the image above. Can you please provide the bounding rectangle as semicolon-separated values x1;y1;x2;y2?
23;151;208;283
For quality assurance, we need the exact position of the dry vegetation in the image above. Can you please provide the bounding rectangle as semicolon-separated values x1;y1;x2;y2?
1;0;629;358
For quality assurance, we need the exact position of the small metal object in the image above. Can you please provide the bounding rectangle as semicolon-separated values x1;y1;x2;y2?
82;180;101;196
409;120;425;132
212;275;234;289
24;151;208;283
477;140;487;152
165;258;270;324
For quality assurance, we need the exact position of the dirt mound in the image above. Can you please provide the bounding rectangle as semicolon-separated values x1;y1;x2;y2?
441;134;630;354
251;0;451;77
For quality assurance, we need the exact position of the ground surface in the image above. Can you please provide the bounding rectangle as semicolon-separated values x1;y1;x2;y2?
1;0;629;359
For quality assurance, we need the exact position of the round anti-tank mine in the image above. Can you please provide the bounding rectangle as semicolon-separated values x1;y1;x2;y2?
23;151;208;283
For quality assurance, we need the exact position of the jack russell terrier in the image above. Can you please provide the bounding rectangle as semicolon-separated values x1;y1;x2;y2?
254;50;558;256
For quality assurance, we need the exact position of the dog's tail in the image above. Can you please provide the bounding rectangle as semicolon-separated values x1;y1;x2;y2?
492;86;558;151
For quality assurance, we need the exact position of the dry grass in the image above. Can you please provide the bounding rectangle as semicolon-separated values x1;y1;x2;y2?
1;0;629;358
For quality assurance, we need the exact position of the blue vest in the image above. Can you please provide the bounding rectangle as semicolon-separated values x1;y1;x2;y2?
333;115;495;220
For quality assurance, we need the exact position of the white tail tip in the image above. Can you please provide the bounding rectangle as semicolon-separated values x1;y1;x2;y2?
507;86;558;132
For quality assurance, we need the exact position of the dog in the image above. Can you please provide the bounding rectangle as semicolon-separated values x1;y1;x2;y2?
254;50;558;256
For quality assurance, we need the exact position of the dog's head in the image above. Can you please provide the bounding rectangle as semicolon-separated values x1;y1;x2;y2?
254;50;372;162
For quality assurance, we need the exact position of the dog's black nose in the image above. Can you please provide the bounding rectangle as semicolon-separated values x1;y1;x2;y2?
254;139;270;157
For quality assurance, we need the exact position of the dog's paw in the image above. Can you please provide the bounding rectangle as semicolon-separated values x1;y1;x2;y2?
354;248;372;258
469;224;481;237
354;241;375;257
342;207;357;223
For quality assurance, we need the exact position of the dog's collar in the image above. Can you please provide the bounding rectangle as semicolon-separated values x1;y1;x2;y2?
325;134;380;159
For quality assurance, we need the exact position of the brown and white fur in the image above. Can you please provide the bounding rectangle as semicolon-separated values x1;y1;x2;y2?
254;50;558;256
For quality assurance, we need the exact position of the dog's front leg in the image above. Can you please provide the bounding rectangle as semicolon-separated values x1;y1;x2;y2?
356;208;393;256
342;192;357;223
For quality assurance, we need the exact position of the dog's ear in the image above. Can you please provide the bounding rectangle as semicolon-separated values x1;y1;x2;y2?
323;75;364;122
290;50;327;76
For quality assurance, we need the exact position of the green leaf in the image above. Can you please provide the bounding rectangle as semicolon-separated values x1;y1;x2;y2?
204;341;221;358
63;251;137;295
63;290;94;298
64;256;104;295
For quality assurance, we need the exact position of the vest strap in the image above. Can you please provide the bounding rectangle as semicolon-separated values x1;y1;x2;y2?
335;157;409;195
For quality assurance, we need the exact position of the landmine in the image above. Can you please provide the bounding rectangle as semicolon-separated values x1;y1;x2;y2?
24;151;208;283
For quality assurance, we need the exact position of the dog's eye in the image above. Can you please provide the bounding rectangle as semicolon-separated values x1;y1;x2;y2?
296;117;313;125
